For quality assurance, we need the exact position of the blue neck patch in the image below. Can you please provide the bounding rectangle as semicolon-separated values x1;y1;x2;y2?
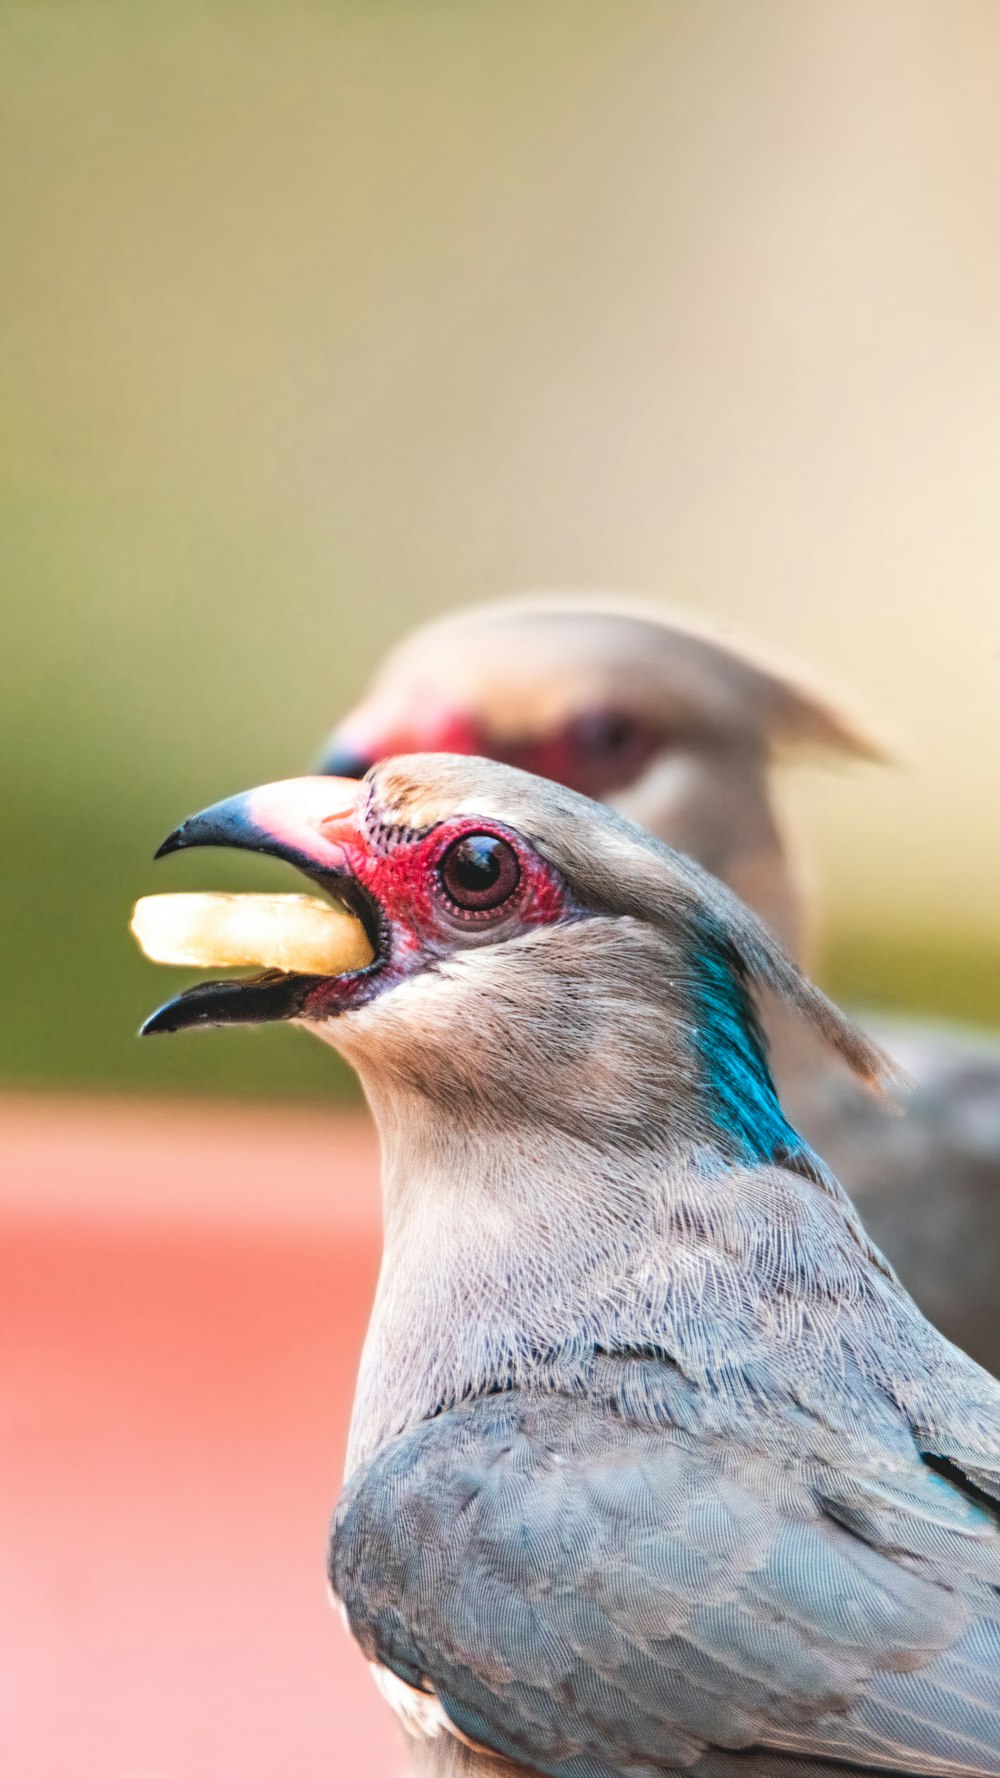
688;922;803;1164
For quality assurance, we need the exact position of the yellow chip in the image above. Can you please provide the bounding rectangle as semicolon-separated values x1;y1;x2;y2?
130;892;374;977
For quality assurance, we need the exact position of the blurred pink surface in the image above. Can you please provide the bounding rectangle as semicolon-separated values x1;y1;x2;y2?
0;1094;401;1778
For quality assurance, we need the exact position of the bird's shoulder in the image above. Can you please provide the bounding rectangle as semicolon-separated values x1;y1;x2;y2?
331;1383;1000;1778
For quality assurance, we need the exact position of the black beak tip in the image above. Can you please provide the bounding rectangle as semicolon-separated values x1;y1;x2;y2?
151;791;259;861
153;826;187;861
139;1003;178;1037
137;972;313;1039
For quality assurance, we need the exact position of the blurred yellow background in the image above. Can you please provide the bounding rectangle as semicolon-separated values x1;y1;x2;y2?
5;0;999;1101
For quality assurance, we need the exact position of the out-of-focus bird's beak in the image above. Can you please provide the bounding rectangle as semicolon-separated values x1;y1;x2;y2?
315;713;386;779
316;742;373;779
138;777;380;1037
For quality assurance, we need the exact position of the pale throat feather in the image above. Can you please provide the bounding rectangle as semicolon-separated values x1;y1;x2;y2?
340;1077;906;1516
319;882;883;1482
343;1102;673;1473
340;1066;854;1479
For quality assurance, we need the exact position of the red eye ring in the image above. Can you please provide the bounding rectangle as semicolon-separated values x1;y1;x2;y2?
437;832;521;914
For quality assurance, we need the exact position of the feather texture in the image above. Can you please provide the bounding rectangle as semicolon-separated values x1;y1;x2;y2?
322;598;1000;1373
335;1386;1000;1778
303;758;1000;1776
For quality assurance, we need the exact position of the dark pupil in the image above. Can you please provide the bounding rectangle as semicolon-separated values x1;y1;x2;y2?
440;832;520;912
601;715;634;753
450;835;503;892
572;710;637;756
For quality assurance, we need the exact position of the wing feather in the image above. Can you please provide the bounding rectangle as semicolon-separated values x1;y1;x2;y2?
333;1390;1000;1778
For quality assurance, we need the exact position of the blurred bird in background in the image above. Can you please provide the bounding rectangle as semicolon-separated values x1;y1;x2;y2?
318;597;1000;1369
142;756;1000;1778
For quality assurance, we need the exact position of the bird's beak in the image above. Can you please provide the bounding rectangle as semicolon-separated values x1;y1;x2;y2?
315;711;387;779
137;777;382;1036
154;776;366;874
315;732;374;779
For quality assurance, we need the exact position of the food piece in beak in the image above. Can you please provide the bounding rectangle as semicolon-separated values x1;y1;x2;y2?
131;891;375;978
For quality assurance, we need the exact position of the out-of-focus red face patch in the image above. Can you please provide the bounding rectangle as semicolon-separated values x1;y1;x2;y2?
487;710;662;800
330;708;482;774
337;704;663;801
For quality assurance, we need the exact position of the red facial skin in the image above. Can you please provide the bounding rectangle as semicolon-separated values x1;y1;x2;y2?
332;708;662;801
143;779;576;1038
296;811;572;1021
488;721;661;800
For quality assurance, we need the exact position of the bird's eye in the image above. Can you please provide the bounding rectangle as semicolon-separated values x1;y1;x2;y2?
571;709;640;756
438;832;521;913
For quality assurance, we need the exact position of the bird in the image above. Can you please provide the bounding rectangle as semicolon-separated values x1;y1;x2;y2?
315;595;1000;1371
141;755;1000;1778
317;596;879;962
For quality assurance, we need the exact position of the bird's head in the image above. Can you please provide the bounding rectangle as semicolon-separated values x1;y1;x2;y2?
316;598;885;957
138;755;892;1162
319;594;881;798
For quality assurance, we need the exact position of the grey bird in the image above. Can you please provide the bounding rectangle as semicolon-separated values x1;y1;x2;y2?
142;756;1000;1778
316;596;1000;1369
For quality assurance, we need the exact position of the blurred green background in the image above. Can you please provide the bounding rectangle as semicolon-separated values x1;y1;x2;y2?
4;0;999;1103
